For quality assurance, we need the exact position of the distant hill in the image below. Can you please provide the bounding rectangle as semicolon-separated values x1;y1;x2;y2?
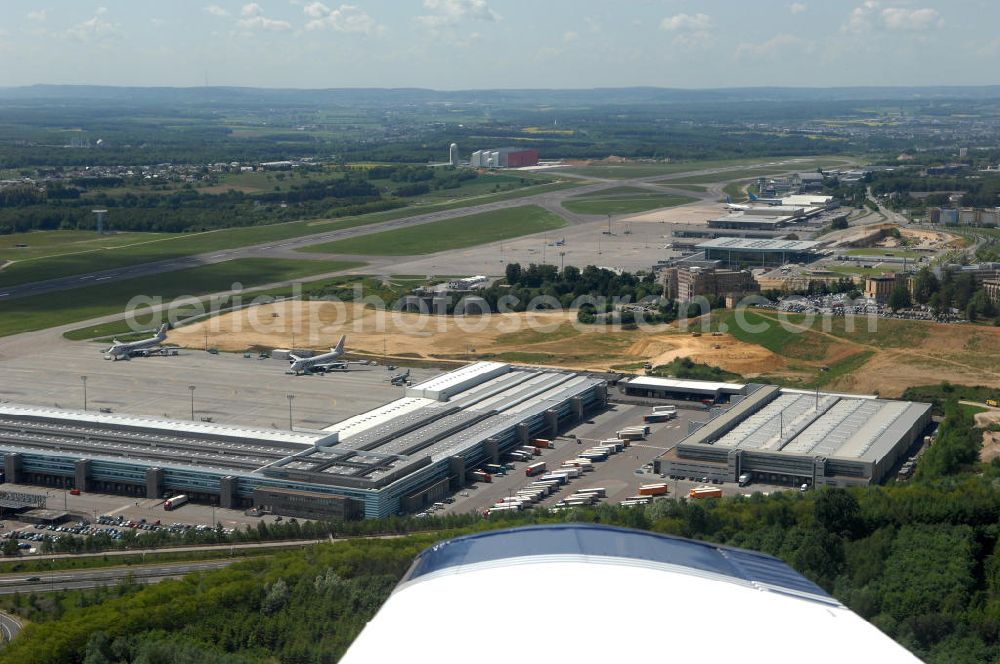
2;84;1000;107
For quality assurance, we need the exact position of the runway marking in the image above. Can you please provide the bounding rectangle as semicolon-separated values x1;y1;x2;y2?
0;293;7;298
95;276;112;281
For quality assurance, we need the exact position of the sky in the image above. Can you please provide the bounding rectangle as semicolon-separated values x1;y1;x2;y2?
0;0;996;89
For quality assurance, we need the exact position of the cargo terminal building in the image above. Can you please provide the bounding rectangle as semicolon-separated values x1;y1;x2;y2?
698;238;822;268
0;363;607;520
655;385;931;487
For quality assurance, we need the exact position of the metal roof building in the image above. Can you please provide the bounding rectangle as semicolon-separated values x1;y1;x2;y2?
655;385;931;487
620;376;747;404
697;237;823;267
342;525;919;664
0;363;607;519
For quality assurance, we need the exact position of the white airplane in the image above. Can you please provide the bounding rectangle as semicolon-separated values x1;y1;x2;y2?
724;195;752;211
288;335;350;375
341;525;920;664
104;324;169;361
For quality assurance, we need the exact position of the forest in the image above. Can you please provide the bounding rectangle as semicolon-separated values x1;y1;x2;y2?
1;398;997;663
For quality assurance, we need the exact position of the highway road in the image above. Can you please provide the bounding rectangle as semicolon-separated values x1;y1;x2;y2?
0;560;235;596
0;156;846;303
0;609;21;642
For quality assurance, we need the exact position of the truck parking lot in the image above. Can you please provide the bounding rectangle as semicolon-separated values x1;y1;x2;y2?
436;403;792;517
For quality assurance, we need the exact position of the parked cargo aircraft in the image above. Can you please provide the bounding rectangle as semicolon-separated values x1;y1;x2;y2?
104;324;169;361
724;194;751;211
288;335;350;375
341;525;920;664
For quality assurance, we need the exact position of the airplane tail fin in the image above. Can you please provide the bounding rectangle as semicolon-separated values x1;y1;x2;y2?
157;324;168;338
725;195;732;204
748;191;758;201
333;335;346;354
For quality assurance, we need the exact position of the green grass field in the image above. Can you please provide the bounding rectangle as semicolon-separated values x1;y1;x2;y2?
657;158;849;186
845;248;922;259
302;205;567;256
561;156;854;181
0;181;579;289
0;231;170;263
712;309;831;361
0;258;363;338
561;188;696;215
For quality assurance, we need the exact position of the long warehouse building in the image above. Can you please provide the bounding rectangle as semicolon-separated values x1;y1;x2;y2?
655;384;931;487
0;362;607;520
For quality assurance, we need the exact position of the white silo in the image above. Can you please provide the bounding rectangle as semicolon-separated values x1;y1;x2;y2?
449;142;459;166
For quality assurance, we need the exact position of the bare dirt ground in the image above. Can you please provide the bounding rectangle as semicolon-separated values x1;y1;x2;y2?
168;301;1000;397
167;301;782;373
975;410;1000;428
979;432;1000;464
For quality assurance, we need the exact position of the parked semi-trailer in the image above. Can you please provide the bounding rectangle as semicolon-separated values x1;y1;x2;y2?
164;495;188;510
531;438;554;449
471;470;493;483
575;487;607;498
526;462;547;477
688;486;723;499
638;483;669;497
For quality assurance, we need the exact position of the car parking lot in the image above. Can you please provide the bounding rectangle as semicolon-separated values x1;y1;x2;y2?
0;482;285;553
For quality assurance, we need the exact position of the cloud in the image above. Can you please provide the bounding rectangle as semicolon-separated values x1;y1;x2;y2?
304;3;379;33
237;15;292;30
417;0;499;29
563;30;578;44
234;3;291;30
304;2;329;19
26;10;48;21
735;33;812;60
65;12;118;41
660;13;712;32
203;5;229;17
845;2;941;33
789;3;807;15
881;7;941;31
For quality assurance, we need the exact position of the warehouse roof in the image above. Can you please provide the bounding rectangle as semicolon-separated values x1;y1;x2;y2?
624;376;746;394
677;387;930;462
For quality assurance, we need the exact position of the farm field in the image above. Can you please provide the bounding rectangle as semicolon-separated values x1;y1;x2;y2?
301;205;567;256
0;258;362;338
561;187;697;215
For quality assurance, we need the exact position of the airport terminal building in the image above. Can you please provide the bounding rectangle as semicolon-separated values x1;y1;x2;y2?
655;384;931;487
0;363;607;520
